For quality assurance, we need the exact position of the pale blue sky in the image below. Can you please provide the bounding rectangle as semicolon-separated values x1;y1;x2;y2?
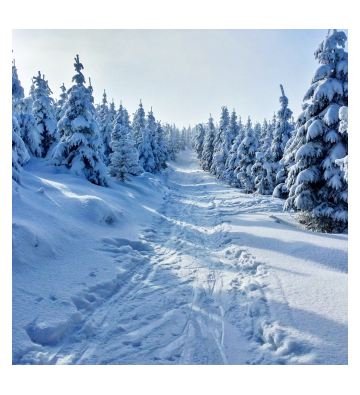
12;29;348;128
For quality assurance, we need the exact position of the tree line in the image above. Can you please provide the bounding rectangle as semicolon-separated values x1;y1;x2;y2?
192;29;348;233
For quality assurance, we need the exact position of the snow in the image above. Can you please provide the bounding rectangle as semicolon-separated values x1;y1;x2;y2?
12;149;347;365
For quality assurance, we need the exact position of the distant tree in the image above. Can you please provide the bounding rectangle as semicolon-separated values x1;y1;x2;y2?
108;103;142;181
132;100;146;147
156;121;168;170
194;123;206;159
235;117;258;193
270;85;293;163
31;71;59;157
210;106;230;178
55;83;68;122
201;114;216;171
98;90;112;165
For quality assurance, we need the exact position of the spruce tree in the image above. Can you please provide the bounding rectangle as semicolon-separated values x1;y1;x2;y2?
194;123;206;159
138;126;155;173
147;107;160;171
284;30;348;232
235;117;258;193
16;97;42;157
55;83;68;122
132;100;146;147
12;61;29;183
251;152;278;195
334;106;348;184
258;118;268;152
201;114;216;172
98;90;112;165
223;132;243;187
254;121;262;143
108;104;142;181
12;116;30;183
51;55;107;186
270;85;293;163
210;106;230;178
156;121;168;170
31;71;59;157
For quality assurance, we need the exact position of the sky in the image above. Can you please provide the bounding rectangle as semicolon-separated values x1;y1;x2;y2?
12;29;348;128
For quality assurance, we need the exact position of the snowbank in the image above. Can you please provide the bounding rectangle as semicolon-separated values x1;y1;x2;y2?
12;158;169;364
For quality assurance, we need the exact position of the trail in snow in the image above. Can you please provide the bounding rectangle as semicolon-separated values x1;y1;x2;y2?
18;150;347;365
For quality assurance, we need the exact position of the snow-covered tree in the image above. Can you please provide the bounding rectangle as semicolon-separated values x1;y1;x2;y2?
12;61;29;183
210;106;230;178
108;103;143;181
284;30;348;232
334;106;348;183
147;108;160;171
258;119;268;152
16;97;42;157
108;99;117;123
254;121;262;143
225;109;240;152
98;90;112;165
251;152;278;195
55;83;68;122
132;100;146;147
138;125;155;173
12;115;30;184
270;85;293;163
238;116;244;142
223;132;243;187
51;55;107;186
12;60;24;107
31;71;59;157
194;123;206;159
235;117;258;193
163;123;176;160
155;121;168;170
201;114;216;171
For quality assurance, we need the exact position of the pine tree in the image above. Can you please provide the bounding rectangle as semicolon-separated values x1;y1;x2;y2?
254;121;262;143
108;99;117;123
55;83;68;122
235;117;258;193
98;90;112;165
258;119;268;152
108;103;142;181
270;85;293;163
31;71;59;157
194;123;206;159
156;121;168;170
284;30;348;232
210;106;230;178
132;100;146;147
138;126;155;173
12;59;24;106
12;59;29;184
201;114;216;172
225;109;240;152
12;116;30;183
147;107;161;171
16;97;42;157
51;55;107;186
251;152;278;195
334;106;348;184
223;132;243;187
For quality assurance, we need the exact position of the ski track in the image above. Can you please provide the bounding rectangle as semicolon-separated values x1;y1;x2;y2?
17;151;344;365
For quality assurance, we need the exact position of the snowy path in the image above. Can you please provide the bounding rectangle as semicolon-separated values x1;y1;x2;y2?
21;150;347;365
